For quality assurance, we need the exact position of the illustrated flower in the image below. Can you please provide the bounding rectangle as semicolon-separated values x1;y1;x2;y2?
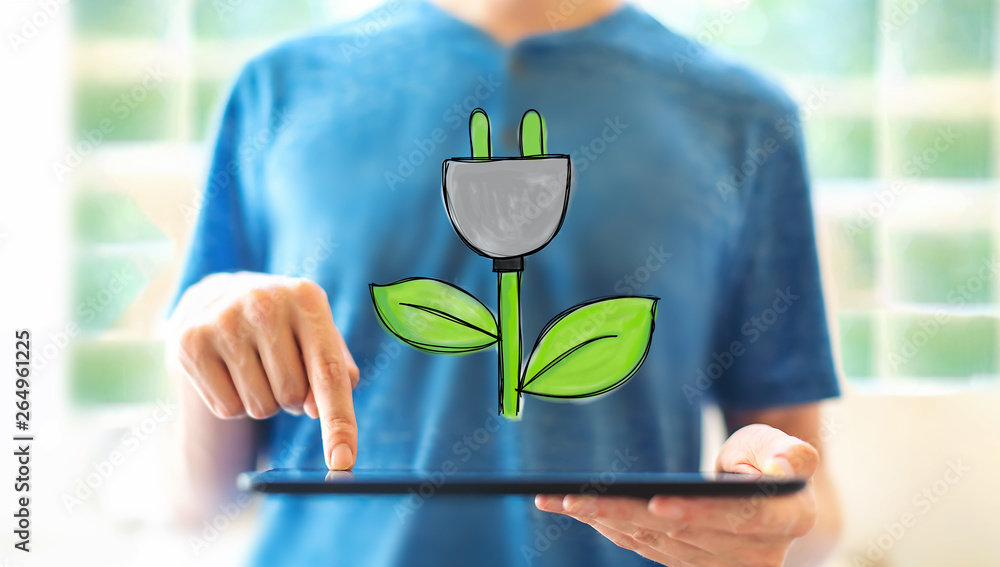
371;109;657;420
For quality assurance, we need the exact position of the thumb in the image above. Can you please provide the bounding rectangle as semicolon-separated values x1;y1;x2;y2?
716;424;819;478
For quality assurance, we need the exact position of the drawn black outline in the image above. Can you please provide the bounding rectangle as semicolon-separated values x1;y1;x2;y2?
441;107;572;265
441;155;572;263
519;334;618;391
369;108;661;417
496;271;523;417
398;302;498;340
469;107;492;158
518;295;659;400
517;108;545;157
369;278;498;355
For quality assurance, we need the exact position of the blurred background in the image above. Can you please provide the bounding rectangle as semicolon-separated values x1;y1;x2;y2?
1;0;998;565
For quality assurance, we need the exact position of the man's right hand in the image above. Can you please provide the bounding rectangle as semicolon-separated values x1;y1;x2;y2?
169;272;359;470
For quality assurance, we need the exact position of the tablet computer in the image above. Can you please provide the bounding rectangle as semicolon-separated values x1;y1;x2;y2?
238;469;806;498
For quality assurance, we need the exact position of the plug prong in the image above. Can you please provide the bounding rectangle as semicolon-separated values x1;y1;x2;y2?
518;109;546;157
470;108;492;158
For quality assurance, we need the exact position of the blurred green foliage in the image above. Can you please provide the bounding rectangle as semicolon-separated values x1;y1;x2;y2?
889;121;993;179
838;312;875;377
193;0;314;39
70;340;169;404
890;0;995;75
193;81;229;140
806;118;876;178
72;192;167;333
831;218;878;303
74;192;167;244
73;83;179;142
72;255;149;332
711;0;877;75
887;314;997;377
72;0;172;38
889;231;995;304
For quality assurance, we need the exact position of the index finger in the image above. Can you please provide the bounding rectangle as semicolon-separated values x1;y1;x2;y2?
293;287;357;470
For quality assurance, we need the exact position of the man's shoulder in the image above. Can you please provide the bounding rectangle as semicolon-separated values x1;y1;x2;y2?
238;3;433;81
612;10;798;122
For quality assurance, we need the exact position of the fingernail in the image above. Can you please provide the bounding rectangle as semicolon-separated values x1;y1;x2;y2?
566;496;598;516
763;456;794;477
650;499;684;521
535;495;563;511
330;444;354;470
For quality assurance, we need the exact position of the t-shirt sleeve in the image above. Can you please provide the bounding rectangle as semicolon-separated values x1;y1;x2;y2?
169;64;269;313
706;100;840;411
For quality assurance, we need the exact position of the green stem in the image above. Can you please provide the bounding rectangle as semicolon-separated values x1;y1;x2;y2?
498;271;522;419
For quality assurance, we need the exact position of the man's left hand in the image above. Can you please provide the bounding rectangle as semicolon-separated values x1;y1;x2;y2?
535;424;819;567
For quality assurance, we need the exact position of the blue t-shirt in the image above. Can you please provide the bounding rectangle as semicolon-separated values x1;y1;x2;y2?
175;2;840;565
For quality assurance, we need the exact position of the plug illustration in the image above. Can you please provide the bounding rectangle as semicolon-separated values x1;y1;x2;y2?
370;109;657;420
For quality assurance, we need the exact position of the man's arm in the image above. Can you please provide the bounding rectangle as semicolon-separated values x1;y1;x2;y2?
725;403;842;566
167;361;257;524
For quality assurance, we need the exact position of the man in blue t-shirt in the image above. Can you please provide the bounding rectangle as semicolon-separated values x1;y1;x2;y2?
168;1;842;565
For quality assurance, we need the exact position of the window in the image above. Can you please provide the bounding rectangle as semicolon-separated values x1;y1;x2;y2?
69;1;371;409
70;0;998;416
647;0;999;390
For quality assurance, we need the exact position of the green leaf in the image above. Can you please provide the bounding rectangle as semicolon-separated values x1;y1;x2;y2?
370;278;498;354
520;297;657;398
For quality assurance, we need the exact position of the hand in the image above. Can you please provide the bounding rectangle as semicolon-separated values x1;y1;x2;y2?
535;424;819;566
170;272;359;470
